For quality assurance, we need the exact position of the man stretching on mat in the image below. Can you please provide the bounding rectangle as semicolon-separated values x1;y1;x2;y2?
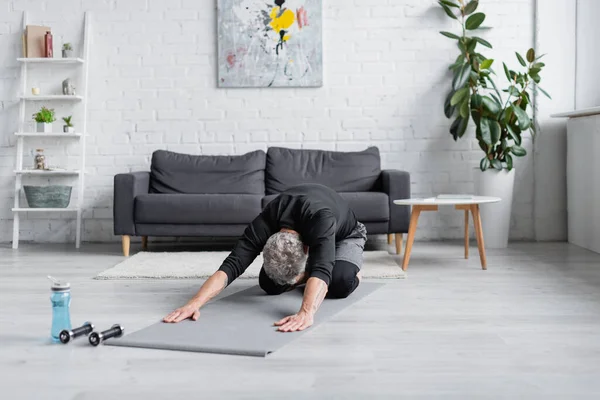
163;183;367;332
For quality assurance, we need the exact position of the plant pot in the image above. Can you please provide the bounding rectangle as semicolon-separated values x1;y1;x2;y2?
37;123;52;133
62;49;72;58
474;168;515;249
23;185;72;208
63;126;74;133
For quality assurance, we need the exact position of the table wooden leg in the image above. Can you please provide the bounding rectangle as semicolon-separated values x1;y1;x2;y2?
387;234;393;245
464;210;469;259
401;207;422;271
141;236;148;251
470;204;487;270
395;233;403;255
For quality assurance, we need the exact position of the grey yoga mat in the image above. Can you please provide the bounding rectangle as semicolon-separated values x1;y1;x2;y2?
105;282;384;357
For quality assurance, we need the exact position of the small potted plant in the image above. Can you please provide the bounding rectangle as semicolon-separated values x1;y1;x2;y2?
62;43;73;58
32;106;56;133
62;116;74;133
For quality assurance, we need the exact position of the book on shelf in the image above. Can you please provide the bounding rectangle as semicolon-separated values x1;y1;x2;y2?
436;194;474;200
25;25;51;58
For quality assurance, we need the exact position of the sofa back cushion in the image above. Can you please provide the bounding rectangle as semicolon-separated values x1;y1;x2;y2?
265;147;381;194
150;150;266;194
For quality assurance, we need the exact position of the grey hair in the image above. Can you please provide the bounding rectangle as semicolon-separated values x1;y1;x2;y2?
263;231;307;286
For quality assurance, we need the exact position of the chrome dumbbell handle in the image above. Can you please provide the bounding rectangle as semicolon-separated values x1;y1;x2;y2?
59;322;94;344
89;324;124;347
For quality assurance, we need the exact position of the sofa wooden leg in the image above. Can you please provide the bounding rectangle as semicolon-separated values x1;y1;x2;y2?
387;234;393;245
122;235;130;257
141;236;148;251
395;233;403;255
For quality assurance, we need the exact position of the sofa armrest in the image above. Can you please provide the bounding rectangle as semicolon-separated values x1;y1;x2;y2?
380;170;411;233
113;172;150;236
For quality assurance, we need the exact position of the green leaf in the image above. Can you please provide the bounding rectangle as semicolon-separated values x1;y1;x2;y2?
503;62;512;81
507;85;520;96
511;105;531;129
491;159;503;170
480;157;490;171
535;53;546;61
480;117;500;145
511;145;527;157
529;72;541;83
537;86;552;100
440;0;460;7
453;63;472;90
449;115;469;140
481;96;500;115
466;38;476;53
473;36;492;48
464;0;478;15
450;87;470;106
507;124;521;144
516;52;527;67
477;138;488;153
465;12;485;30
439;2;458;19
529;67;542;75
457;115;469;138
490;93;502;107
444;91;456;118
520;92;530;108
533;62;545;69
526;48;536;63
440;31;461;39
506;154;513;171
471;93;482;109
460;98;470;118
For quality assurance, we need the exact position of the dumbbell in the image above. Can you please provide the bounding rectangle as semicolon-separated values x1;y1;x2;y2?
88;324;124;347
59;322;94;344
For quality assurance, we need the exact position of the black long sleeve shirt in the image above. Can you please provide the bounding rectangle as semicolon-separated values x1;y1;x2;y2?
218;183;357;286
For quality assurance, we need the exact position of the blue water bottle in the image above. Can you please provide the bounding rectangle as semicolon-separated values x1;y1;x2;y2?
49;276;71;343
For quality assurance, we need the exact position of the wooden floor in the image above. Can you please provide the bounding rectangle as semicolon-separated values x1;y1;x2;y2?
2;240;600;399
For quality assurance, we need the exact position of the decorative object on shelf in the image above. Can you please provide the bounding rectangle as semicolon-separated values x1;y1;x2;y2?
62;43;73;58
32;106;55;132
437;0;551;248
23;185;72;208
217;0;323;88
62;116;74;133
62;78;75;95
25;25;51;57
34;148;46;170
44;30;53;58
31;87;40;95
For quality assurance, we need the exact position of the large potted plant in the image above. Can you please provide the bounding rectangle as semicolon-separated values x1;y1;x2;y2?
438;0;550;248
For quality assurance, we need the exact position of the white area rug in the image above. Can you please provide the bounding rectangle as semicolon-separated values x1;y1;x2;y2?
95;251;405;280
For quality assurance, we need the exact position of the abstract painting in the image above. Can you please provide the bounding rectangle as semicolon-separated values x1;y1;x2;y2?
217;0;323;88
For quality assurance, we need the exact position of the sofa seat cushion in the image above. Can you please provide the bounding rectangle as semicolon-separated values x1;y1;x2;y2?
150;150;266;195
135;194;262;224
265;147;381;195
261;192;389;223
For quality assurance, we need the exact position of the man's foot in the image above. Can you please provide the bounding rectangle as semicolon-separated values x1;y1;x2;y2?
356;271;362;283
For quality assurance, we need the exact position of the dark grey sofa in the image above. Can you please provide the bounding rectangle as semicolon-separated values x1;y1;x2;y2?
114;147;410;256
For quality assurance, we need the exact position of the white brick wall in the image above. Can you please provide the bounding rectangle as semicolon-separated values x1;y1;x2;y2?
0;0;541;243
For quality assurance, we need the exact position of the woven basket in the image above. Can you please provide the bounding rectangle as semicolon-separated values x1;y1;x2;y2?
23;186;72;208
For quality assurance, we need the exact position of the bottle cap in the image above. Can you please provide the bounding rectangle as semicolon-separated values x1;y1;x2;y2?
48;275;70;291
51;281;70;291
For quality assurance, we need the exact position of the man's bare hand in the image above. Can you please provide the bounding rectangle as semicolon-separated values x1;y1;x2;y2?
163;305;200;323
274;311;314;332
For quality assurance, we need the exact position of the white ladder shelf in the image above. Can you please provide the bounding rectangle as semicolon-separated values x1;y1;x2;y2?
12;12;92;249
